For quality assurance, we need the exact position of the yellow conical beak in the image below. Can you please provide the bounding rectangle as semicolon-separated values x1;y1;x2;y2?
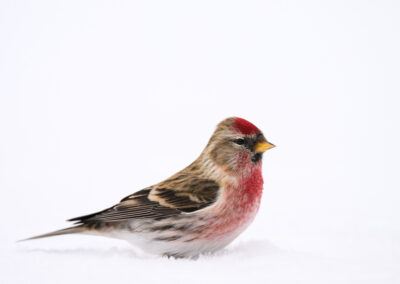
254;141;275;153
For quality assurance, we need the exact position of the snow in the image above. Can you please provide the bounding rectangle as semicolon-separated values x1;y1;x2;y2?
1;0;400;283
3;233;399;283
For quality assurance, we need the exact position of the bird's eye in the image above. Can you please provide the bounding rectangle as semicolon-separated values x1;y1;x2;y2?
234;138;245;145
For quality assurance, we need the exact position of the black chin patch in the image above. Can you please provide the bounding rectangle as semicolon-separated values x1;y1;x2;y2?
251;153;262;163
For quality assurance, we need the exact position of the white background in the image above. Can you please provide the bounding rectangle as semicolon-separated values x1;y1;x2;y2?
1;0;399;283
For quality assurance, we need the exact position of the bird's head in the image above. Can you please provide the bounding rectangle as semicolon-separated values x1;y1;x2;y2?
204;117;275;174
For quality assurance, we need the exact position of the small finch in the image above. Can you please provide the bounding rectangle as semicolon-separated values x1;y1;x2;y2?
23;117;275;258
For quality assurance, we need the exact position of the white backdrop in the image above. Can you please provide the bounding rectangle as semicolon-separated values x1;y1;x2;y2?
1;1;399;283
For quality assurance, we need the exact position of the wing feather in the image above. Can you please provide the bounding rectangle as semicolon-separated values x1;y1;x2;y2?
68;177;220;225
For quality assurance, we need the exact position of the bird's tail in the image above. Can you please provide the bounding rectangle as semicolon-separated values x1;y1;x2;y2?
18;226;86;242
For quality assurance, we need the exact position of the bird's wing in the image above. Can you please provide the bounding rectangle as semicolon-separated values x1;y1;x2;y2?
68;176;220;224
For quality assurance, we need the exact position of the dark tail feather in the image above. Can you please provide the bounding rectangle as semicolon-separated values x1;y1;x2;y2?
18;226;85;242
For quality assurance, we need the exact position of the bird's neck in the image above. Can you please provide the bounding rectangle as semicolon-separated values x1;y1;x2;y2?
231;162;264;208
210;159;264;214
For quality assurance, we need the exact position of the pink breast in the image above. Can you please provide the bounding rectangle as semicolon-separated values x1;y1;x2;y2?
202;165;264;239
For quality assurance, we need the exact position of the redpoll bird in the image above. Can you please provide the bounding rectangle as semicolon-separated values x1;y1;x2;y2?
23;117;275;258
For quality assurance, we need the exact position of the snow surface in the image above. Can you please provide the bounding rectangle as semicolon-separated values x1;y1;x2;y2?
1;0;400;283
3;231;400;283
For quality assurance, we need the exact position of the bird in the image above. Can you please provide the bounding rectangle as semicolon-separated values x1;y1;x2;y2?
22;117;275;258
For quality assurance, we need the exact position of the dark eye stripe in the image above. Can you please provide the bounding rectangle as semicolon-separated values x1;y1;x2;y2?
233;137;257;151
234;138;245;145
